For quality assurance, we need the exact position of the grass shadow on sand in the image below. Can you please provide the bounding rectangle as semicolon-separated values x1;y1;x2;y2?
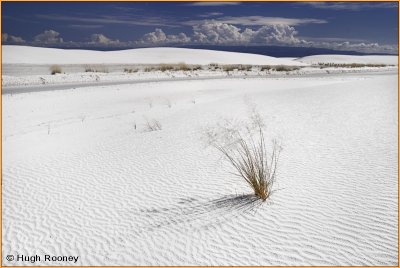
135;194;265;234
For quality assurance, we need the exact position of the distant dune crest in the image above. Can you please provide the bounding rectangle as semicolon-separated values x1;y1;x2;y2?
2;45;306;66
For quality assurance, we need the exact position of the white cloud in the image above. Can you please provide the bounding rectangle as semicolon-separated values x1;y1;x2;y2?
138;28;167;44
6;20;394;54
187;2;241;6
137;21;397;54
191;20;306;45
34;30;63;43
166;32;191;43
186;16;327;26
192;21;246;44
2;33;25;43
137;28;190;45
250;25;306;45
89;33;119;44
299;36;368;43
313;41;398;54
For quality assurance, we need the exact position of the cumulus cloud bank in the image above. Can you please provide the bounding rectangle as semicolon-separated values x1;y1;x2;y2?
34;30;63;43
137;21;305;46
137;28;190;44
149;20;306;46
2;33;25;43
89;34;119;45
192;21;245;43
3;21;397;54
137;20;396;53
314;41;397;54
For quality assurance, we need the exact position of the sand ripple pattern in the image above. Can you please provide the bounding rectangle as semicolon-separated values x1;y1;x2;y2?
3;75;398;265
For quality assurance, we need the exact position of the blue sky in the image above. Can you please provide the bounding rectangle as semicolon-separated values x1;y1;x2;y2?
2;1;398;53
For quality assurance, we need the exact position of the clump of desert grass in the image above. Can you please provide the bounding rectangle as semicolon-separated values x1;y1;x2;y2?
144;118;162;132
260;65;272;71
215;129;281;201
274;65;300;72
222;64;253;72
192;65;203;71
84;64;109;73
223;65;236;72
124;67;139;73
208;63;221;70
163;63;195;71
159;64;175;72
176;62;192;71
205;103;282;202
50;65;62;75
144;66;157;72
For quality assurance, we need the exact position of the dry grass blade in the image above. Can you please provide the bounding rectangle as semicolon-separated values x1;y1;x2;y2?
144;118;162;132
216;128;281;201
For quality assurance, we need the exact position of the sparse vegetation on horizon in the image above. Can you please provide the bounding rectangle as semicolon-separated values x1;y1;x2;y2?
274;65;300;72
317;63;389;68
143;63;202;72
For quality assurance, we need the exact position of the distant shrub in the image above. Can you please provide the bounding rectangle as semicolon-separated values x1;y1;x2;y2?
209;63;221;70
192;65;203;71
222;64;253;72
144;66;156;72
50;65;62;75
274;65;300;72
176;62;191;71
160;64;175;72
223;65;236;72
238;64;252;71
84;65;109;73
260;65;272;71
144;63;195;72
124;67;138;73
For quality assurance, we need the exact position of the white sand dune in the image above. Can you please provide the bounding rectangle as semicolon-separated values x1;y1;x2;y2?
2;45;305;66
2;46;398;266
3;72;398;265
296;54;398;65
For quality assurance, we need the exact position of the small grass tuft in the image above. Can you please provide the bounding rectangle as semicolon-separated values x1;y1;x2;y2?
176;62;191;71
260;65;272;71
84;65;109;73
50;65;62;75
223;65;236;72
124;67;139;73
160;64;175;72
274;65;300;72
144;118;162;132
216;129;282;201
